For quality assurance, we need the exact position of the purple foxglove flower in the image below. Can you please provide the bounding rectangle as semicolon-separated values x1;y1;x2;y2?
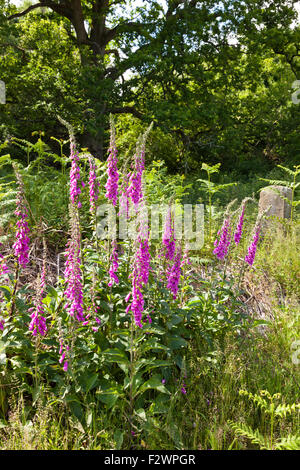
105;118;119;206
234;205;245;245
181;248;191;267
69;143;83;208
167;246;182;300
245;227;260;266
29;261;47;337
213;217;231;260
126;235;150;328
108;240;119;287
137;238;150;285
181;383;187;395
88;156;99;213
162;206;176;261
59;340;69;372
0;249;9;277
12;167;30;269
128;140;146;209
64;206;85;322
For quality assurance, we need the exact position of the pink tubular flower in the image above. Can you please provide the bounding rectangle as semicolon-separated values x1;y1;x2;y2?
59;340;69;372
105;118;119;206
167;245;182;300
127;281;144;328
12;167;30;269
88;156;99;213
126;231;150;328
108;240;119;287
128;124;152;209
181;248;191;268
70;142;83;208
181;382;187;395
29;261;47;337
128;141;145;209
245;227;260;266
0;318;4;331
162;206;176;261
28;303;47;337
0;248;9;277
126;236;150;328
125;126;152;327
137;238;150;285
234;205;245;245
213;217;231;260
64;205;85;322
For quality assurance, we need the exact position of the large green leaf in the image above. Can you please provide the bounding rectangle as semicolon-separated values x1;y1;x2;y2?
138;375;170;395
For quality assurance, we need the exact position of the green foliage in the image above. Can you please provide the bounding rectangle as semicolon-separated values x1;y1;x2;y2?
197;163;237;240
1;1;299;171
229;390;300;450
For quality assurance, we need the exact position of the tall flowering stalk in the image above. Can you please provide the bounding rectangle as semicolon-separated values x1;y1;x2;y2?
162;205;176;261
234;204;245;245
126;190;150;328
108;240;119;287
245;226;260;266
213;200;238;261
126;257;145;328
59;339;69;372
128;139;144;209
12;165;30;269
213;217;231;260
64;134;86;322
167;245;182;300
181;248;191;268
70;142;84;208
29;239;47;337
64;203;85;322
105;115;119;206
88;155;99;213
128;123;153;210
28;270;47;337
136;186;150;285
126;234;150;328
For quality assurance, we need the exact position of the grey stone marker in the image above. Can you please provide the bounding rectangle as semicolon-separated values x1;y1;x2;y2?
0;80;5;104
258;186;292;229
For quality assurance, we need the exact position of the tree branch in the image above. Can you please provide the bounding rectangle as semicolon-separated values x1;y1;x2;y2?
104;21;153;45
108;106;144;120
7;2;54;20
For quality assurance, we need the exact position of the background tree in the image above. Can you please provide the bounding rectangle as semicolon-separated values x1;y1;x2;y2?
0;0;299;171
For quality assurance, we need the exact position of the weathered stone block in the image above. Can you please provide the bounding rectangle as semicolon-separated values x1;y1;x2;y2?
258;185;292;223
